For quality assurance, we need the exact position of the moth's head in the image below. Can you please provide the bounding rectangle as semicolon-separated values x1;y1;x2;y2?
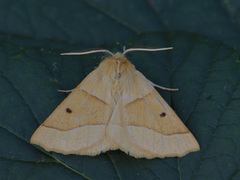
105;52;129;63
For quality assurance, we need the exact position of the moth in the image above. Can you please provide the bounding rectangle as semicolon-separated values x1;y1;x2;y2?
31;47;200;159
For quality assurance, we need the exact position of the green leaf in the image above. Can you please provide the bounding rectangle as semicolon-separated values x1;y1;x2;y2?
1;1;240;51
87;0;240;51
1;32;240;180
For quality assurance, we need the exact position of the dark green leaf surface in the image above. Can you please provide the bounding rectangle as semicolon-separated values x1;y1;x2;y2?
1;1;240;180
1;0;240;51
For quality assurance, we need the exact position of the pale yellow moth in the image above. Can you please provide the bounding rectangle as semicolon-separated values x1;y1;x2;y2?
31;47;200;159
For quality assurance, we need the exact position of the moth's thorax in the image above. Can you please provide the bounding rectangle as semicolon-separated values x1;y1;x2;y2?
99;53;135;80
98;53;136;101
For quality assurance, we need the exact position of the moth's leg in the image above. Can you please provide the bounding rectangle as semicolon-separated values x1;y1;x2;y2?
148;80;179;91
58;88;75;93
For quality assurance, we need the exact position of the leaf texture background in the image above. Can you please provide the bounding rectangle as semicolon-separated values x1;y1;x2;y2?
0;1;240;180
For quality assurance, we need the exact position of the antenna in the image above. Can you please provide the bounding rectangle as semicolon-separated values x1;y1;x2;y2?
122;47;173;55
60;47;173;56
61;49;114;56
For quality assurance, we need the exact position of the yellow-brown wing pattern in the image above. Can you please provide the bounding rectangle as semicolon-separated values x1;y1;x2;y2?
108;71;199;159
31;69;117;155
